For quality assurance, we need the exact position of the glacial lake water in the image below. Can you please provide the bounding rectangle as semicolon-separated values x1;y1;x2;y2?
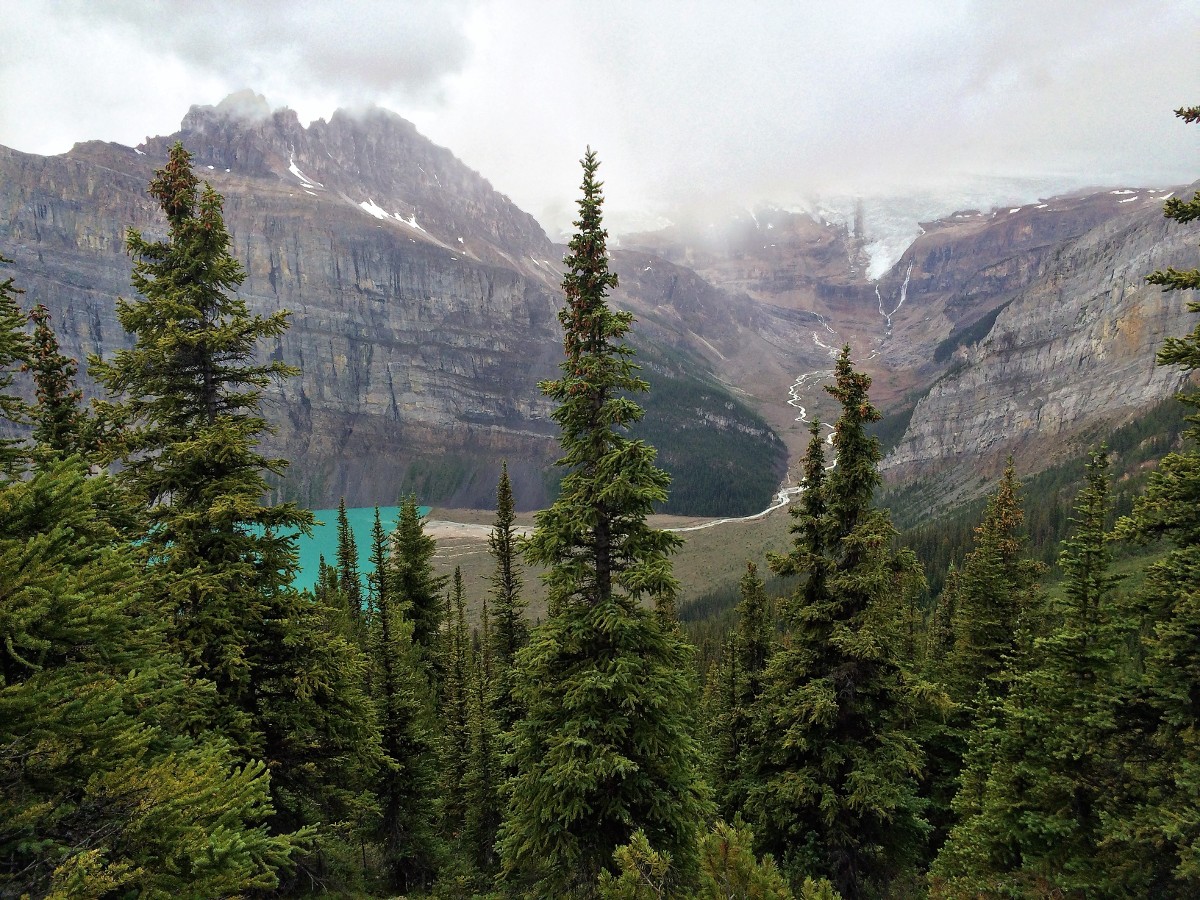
287;505;430;592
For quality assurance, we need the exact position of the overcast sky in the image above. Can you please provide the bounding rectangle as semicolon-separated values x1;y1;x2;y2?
2;1;1196;234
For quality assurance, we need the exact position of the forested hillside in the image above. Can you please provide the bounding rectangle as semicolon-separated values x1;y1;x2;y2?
3;108;1199;898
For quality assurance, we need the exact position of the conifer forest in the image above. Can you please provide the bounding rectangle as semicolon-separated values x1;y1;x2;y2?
2;107;1200;899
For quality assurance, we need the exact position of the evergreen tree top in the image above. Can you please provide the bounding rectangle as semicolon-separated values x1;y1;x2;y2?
525;149;681;613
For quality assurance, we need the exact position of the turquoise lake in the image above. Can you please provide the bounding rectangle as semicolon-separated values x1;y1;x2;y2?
288;505;430;592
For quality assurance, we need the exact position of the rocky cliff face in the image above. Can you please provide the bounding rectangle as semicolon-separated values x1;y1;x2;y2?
624;185;1197;510
0;91;1192;516
879;189;1198;511
0;94;786;511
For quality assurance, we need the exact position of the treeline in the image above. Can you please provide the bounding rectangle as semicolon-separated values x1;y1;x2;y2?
889;393;1189;596
3;111;1200;899
634;364;789;517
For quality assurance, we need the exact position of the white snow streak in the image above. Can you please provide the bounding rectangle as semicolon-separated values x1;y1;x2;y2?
359;198;390;220
288;155;323;190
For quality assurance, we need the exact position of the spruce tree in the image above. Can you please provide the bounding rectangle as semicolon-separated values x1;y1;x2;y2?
336;496;364;626
0;460;305;896
390;493;448;661
88;145;381;879
745;346;929;899
945;458;1045;706
489;461;528;732
24;303;89;459
769;420;831;616
441;566;472;839
1105;109;1200;893
89;142;313;743
462;594;503;873
366;506;442;891
711;562;775;820
498;149;709;896
0;255;31;474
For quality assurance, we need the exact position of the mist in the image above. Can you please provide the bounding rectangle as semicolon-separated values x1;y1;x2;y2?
2;0;1195;241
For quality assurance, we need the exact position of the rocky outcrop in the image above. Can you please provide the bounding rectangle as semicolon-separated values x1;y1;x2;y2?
880;190;1198;509
623;184;1197;510
0;95;786;511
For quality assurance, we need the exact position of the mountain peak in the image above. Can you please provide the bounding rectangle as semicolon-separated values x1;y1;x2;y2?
215;89;272;121
182;90;277;130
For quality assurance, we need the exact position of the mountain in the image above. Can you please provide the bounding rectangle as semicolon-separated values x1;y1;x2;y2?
879;189;1198;514
0;93;786;512
0;92;1194;516
625;186;1196;496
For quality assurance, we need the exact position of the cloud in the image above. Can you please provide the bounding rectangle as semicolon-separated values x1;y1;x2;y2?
66;0;477;98
0;0;477;152
1;0;1195;236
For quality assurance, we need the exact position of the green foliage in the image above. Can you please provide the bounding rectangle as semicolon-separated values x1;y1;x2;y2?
390;493;449;659
930;450;1126;897
489;461;528;733
337;496;365;627
598;822;800;900
500;149;709;896
86;145;385;889
944;459;1046;704
462;594;503;874
597;831;674;899
89;142;313;739
24;304;91;461
632;365;788;517
367;506;443;892
745;347;931;900
0;462;305;896
1101;123;1200;893
708;563;777;820
0;255;31;475
697;820;796;899
442;566;472;838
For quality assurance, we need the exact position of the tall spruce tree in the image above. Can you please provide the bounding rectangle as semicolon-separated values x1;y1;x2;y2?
0;255;31;474
462;593;504;874
489;461;528;732
1105;107;1200;894
89;142;313;742
336;496;364;626
88;145;380;879
498;149;709;896
366;506;443;891
441;566;472;838
745;346;930;899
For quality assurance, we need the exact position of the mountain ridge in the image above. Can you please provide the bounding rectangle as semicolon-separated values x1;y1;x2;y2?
0;93;1194;516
